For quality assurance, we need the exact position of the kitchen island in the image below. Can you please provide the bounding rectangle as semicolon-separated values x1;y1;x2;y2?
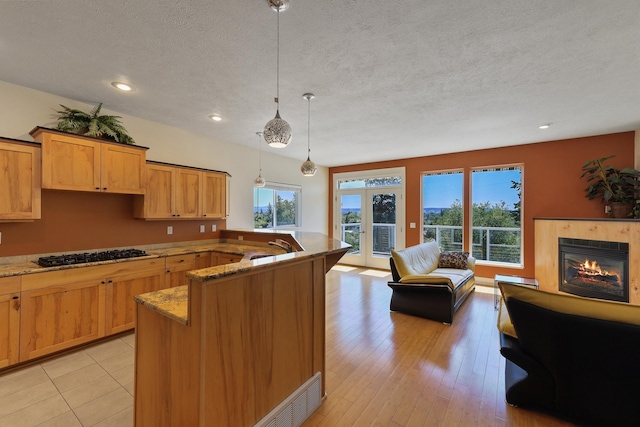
133;231;349;427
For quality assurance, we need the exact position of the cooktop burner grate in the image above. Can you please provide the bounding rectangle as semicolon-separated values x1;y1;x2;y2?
37;249;147;267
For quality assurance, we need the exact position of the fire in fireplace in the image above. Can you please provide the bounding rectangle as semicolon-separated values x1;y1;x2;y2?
558;238;629;303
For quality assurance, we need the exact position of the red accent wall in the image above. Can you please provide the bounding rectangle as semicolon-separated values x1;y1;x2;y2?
0;190;225;257
329;132;636;279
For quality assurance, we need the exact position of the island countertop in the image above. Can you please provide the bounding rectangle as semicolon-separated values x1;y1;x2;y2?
134;231;350;324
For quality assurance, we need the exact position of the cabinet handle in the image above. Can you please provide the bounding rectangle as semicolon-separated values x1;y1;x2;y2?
203;214;207;217
108;280;113;283
166;270;171;273
103;187;107;191
12;297;20;311
95;187;100;190
179;259;184;263
177;214;181;217
101;281;105;284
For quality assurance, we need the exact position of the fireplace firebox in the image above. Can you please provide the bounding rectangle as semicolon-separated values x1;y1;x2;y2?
558;237;629;303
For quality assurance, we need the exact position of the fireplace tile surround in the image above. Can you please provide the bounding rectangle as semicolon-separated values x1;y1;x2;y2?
535;218;640;305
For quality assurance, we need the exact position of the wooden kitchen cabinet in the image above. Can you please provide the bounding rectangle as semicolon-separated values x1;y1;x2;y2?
20;272;106;362
0;276;21;368
105;259;165;335
211;252;243;266
175;167;202;218
202;172;227;219
19;258;164;362
134;161;229;220
31;127;147;194
194;251;213;269
0;139;41;221
165;254;196;288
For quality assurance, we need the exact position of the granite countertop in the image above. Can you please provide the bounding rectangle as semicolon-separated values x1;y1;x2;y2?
0;239;287;278
134;231;351;324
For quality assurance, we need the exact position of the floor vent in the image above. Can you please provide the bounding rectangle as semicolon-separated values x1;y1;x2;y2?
255;372;322;427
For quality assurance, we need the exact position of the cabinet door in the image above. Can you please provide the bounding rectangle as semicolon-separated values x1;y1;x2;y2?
211;253;244;266
101;143;146;194
175;168;202;218
0;277;21;368
194;251;212;269
165;254;196;288
202;172;226;219
135;164;176;219
105;268;165;335
20;279;105;361
40;133;101;192
0;141;41;221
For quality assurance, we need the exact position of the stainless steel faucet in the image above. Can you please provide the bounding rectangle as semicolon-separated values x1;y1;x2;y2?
268;239;293;253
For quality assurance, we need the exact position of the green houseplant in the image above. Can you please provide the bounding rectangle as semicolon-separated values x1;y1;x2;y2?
55;103;136;145
581;155;640;218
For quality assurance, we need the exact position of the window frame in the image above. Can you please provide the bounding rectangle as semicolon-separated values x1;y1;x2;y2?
253;182;302;229
470;164;523;268
421;169;465;251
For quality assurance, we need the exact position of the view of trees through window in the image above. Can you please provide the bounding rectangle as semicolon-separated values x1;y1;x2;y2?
423;166;522;265
254;186;299;229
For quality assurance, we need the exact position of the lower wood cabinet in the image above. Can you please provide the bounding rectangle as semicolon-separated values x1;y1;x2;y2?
165;254;196;288
211;252;243;266
194;251;212;269
0;276;21;368
105;266;165;335
19;258;164;362
20;277;105;362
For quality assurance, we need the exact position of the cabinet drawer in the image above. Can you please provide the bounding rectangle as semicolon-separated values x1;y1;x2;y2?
0;276;20;294
166;254;196;271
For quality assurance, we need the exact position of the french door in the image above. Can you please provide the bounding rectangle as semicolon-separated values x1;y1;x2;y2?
336;187;403;269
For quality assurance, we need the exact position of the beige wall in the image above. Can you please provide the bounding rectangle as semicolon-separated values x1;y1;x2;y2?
0;80;328;235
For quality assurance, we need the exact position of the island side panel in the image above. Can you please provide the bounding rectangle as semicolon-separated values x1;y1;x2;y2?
134;284;202;427
200;258;316;426
312;257;326;394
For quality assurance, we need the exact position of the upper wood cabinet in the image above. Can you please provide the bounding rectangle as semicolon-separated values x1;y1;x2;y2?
202;172;227;219
31;127;147;195
0;139;41;221
135;162;228;220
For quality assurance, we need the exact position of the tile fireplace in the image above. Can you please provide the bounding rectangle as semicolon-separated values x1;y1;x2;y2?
558;237;629;303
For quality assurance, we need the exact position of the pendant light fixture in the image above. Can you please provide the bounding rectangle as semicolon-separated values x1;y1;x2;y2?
263;0;292;148
254;131;266;187
300;93;317;176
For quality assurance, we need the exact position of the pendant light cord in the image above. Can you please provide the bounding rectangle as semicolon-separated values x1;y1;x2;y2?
307;96;311;158
276;9;280;110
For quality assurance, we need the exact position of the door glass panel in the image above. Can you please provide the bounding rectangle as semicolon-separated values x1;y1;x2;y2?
340;194;361;255
371;193;396;256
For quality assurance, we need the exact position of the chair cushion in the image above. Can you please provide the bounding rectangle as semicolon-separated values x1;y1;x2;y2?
399;268;473;289
499;282;640;327
391;241;440;278
438;251;469;269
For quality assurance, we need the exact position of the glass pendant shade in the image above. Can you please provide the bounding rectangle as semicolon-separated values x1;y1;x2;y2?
254;175;266;187
264;110;292;148
301;157;317;176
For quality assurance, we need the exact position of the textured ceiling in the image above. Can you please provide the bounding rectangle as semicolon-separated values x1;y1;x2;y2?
1;0;639;167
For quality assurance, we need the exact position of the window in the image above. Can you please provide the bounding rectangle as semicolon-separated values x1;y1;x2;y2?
471;166;522;265
422;170;463;250
254;183;301;229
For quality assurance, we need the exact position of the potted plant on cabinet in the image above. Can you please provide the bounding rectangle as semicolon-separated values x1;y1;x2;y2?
55;103;136;145
581;155;640;218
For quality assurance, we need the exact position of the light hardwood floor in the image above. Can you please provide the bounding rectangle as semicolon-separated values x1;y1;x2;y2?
0;265;576;426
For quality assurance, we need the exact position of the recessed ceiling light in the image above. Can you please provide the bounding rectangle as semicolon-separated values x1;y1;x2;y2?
539;124;551;129
111;81;133;91
209;114;222;122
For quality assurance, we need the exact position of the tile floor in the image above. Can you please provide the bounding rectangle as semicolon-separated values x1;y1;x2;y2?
0;333;135;427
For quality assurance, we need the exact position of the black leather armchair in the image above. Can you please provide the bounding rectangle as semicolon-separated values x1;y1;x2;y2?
498;283;640;427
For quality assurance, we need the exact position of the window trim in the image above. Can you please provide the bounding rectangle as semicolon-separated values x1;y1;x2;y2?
421;169;465;251
253;181;302;230
470;164;524;268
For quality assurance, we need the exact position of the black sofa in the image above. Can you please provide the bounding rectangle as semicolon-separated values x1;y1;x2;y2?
387;242;475;324
498;282;640;427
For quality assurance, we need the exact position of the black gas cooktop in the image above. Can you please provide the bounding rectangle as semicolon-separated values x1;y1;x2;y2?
37;249;147;267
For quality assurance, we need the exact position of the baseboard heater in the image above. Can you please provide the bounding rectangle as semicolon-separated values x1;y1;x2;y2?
254;371;322;427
